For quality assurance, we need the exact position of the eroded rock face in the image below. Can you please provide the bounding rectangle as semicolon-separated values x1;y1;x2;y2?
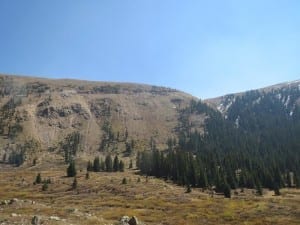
37;103;89;119
0;74;195;165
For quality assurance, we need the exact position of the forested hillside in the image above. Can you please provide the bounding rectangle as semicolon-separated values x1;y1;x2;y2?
137;82;300;195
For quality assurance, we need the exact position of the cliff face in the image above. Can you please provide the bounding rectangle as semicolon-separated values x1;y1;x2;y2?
0;74;195;162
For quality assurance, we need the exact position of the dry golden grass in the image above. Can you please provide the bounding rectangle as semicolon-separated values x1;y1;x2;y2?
0;162;299;225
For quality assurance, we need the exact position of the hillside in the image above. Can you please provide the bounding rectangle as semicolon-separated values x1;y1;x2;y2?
1;75;300;180
1;74;300;225
0;74;195;164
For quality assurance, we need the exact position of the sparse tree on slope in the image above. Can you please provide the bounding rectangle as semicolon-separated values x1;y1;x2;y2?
67;161;76;177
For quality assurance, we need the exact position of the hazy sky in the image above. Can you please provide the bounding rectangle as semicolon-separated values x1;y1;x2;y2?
0;1;299;99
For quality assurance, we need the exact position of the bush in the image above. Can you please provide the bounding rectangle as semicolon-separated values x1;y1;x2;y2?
186;184;192;193
42;183;48;191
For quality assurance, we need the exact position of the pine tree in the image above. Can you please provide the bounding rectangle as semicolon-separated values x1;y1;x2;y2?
67;161;76;177
223;183;231;198
93;157;100;172
129;159;133;169
105;155;113;172
87;160;93;172
287;172;292;188
42;183;48;191
113;155;119;172
119;160;125;172
274;184;281;196
136;151;141;168
100;158;105;171
256;182;263;196
85;172;90;180
35;173;42;184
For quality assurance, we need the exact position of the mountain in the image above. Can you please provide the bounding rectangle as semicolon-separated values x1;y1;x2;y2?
0;74;195;164
206;79;300;116
162;79;300;189
1;74;299;190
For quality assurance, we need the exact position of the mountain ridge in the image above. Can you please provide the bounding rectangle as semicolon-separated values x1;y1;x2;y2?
0;73;299;171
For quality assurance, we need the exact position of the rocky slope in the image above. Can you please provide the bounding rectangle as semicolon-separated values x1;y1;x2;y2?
0;74;195;163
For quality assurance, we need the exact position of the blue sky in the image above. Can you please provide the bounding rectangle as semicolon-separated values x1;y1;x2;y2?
0;0;299;99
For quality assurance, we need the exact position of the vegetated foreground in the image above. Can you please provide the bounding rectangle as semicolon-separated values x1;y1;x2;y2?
0;162;299;225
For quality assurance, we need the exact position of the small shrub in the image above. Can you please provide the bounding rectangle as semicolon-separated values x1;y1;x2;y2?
186;184;192;193
42;183;48;191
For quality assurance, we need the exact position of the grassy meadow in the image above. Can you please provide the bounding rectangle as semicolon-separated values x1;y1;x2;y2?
0;162;299;225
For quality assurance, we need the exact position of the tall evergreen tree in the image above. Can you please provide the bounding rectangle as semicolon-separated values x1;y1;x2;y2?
113;155;119;172
93;156;100;172
35;173;42;184
223;183;231;198
87;160;93;172
105;155;113;172
67;161;76;177
119;160;125;172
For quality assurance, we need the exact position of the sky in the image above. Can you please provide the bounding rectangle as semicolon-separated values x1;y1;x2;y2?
0;0;300;99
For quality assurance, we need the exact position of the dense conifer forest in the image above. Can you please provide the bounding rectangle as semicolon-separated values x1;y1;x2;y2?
137;87;300;195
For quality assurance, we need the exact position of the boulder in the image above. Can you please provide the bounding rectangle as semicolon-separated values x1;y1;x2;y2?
31;215;40;225
50;216;60;221
1;200;9;205
120;216;130;225
120;216;139;225
10;198;19;204
128;216;139;225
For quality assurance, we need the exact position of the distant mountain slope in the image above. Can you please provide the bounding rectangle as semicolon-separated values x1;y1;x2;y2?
166;79;300;189
1;73;300;190
206;80;300;116
203;80;300;160
0;74;195;163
